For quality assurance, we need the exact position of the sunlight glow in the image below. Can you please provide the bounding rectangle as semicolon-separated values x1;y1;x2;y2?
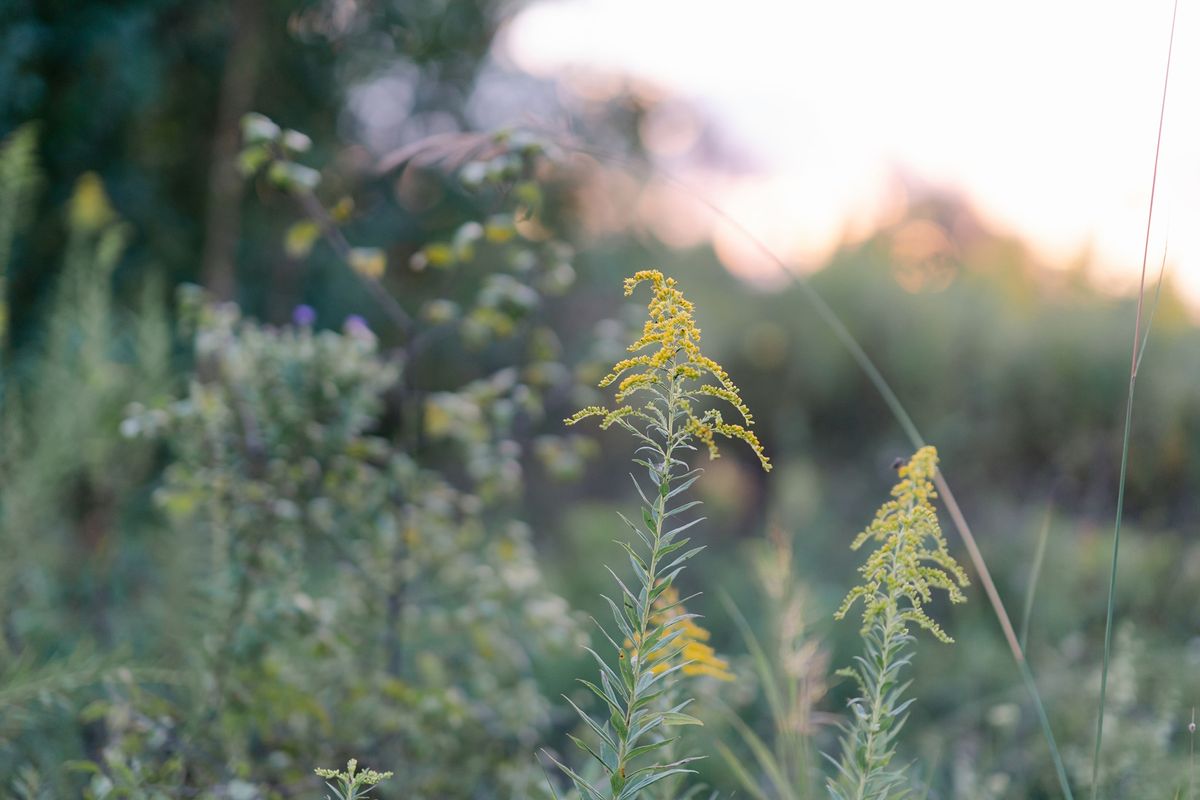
503;0;1200;307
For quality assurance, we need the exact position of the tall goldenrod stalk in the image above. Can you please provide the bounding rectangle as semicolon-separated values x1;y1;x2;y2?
828;447;967;800
549;270;768;800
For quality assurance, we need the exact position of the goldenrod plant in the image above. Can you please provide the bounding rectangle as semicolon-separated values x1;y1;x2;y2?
315;759;394;800
550;269;769;800
827;447;968;800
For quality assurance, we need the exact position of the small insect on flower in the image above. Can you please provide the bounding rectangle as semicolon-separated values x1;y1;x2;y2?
827;447;970;800
566;269;771;471
836;445;969;643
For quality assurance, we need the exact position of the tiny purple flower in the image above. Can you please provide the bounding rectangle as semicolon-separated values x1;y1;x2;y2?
292;304;317;327
343;314;374;342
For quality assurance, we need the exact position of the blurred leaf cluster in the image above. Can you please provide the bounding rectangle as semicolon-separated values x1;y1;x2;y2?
110;291;583;797
0;116;605;797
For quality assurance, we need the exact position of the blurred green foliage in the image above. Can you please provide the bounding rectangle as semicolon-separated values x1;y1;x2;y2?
2;2;1200;799
111;293;583;798
0;0;515;326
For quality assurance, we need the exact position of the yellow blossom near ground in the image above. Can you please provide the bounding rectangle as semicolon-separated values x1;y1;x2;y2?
627;585;734;682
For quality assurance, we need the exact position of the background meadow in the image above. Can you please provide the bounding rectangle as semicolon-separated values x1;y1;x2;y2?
1;1;1198;798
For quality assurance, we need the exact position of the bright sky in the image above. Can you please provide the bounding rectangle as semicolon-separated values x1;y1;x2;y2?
501;0;1200;305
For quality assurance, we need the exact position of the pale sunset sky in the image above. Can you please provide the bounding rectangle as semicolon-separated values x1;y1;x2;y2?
500;0;1200;307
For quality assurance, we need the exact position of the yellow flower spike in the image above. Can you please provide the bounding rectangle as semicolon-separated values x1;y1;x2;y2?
566;269;771;471
835;446;969;643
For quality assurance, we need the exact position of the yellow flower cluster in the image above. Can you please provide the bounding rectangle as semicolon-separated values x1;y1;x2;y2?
566;270;771;471
835;446;969;643
627;586;734;682
69;172;116;232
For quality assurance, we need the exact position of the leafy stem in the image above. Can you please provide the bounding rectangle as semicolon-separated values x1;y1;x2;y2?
613;375;682;789
828;447;967;800
834;558;912;800
315;759;392;800
554;269;769;800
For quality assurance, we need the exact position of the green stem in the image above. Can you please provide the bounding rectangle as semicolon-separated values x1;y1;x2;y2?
834;542;910;800
1022;658;1073;799
1090;5;1177;791
853;605;903;800
1020;506;1053;653
614;379;679;792
1089;375;1137;797
1189;707;1195;800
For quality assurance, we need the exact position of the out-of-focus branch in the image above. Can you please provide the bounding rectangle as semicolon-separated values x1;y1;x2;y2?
201;0;264;300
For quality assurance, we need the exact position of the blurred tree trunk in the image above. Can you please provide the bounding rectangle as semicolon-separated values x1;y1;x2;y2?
201;0;264;300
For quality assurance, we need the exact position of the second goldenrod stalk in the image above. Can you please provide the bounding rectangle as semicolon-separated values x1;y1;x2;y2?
828;447;968;800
